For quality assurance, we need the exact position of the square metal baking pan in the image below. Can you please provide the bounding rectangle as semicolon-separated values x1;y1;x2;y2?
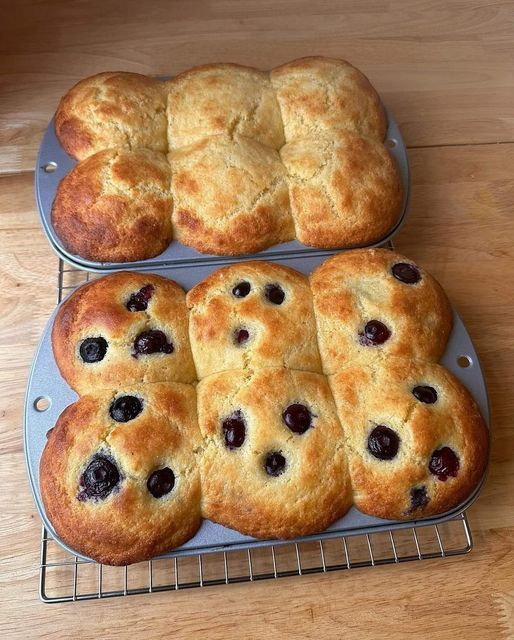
24;251;490;563
34;107;409;273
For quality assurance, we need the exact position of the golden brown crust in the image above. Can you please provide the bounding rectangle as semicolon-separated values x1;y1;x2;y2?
186;261;322;378
55;72;167;160
42;252;488;559
170;134;295;255
281;132;403;247
50;59;396;257
51;148;172;263
271;56;387;143
52;272;196;394
167;63;284;149
197;368;353;538
40;383;202;565
329;359;489;520
310;249;453;373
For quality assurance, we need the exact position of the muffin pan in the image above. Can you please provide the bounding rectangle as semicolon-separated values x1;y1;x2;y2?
35;109;409;273
24;252;489;562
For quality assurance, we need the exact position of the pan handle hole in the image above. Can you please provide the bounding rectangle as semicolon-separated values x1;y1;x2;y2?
457;355;472;368
385;139;397;149
42;162;57;173
34;396;51;412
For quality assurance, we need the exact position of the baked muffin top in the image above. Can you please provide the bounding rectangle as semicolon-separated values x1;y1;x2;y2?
310;248;453;373
40;382;202;565
52;271;196;394
198;367;353;538
186;261;322;378
55;71;168;160
51;147;172;263
170;134;294;255
271;56;387;143
329;358;489;520
167;63;284;150
281;131;403;248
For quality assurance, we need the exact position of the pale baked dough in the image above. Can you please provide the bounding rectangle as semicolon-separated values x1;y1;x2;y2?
271;56;386;142
167;63;284;150
55;72;167;160
170;134;295;255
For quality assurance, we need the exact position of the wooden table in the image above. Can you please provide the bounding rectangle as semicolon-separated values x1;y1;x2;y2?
1;1;513;637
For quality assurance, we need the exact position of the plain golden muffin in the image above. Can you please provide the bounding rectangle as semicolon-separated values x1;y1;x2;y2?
51;148;173;263
281;131;403;248
271;56;387;143
186;261;322;378
167;63;284;150
50;59;402;259
310;249;453;374
170;134;295;255
40;383;202;565
329;359;489;520
55;71;168;160
197;368;353;538
52;272;196;394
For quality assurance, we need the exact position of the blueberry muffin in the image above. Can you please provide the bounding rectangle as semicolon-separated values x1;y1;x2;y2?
52;272;196;394
197;367;353;538
270;56;387;143
310;249;453;374
167;63;284;150
329;358;488;520
281;132;403;248
51;148;172;262
170;134;295;255
55;71;168;160
186;261;322;378
40;382;202;565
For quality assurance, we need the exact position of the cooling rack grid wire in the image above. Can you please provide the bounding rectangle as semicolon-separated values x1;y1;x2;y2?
37;259;474;603
39;514;473;603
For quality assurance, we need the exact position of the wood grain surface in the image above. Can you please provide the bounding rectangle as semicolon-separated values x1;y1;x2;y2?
0;1;513;638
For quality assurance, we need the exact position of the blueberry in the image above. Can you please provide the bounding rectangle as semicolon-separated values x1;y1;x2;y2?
80;455;120;499
147;467;175;498
79;337;108;363
283;404;312;434
109;395;143;422
232;281;251;298
265;451;287;477
368;426;400;460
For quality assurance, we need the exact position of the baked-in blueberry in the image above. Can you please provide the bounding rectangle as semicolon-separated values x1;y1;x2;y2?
429;447;460;481
79;337;108;363
367;425;400;460
409;486;429;511
133;330;173;356
413;385;438;404
126;284;155;312
391;262;421;285
234;328;249;345
264;283;285;305
80;454;120;500
110;395;143;422
283;403;312;434
265;451;287;477
359;320;391;346
232;281;251;298
222;411;246;449
147;467;175;498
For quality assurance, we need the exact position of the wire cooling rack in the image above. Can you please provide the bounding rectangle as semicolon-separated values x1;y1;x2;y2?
40;515;473;603
37;259;475;603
